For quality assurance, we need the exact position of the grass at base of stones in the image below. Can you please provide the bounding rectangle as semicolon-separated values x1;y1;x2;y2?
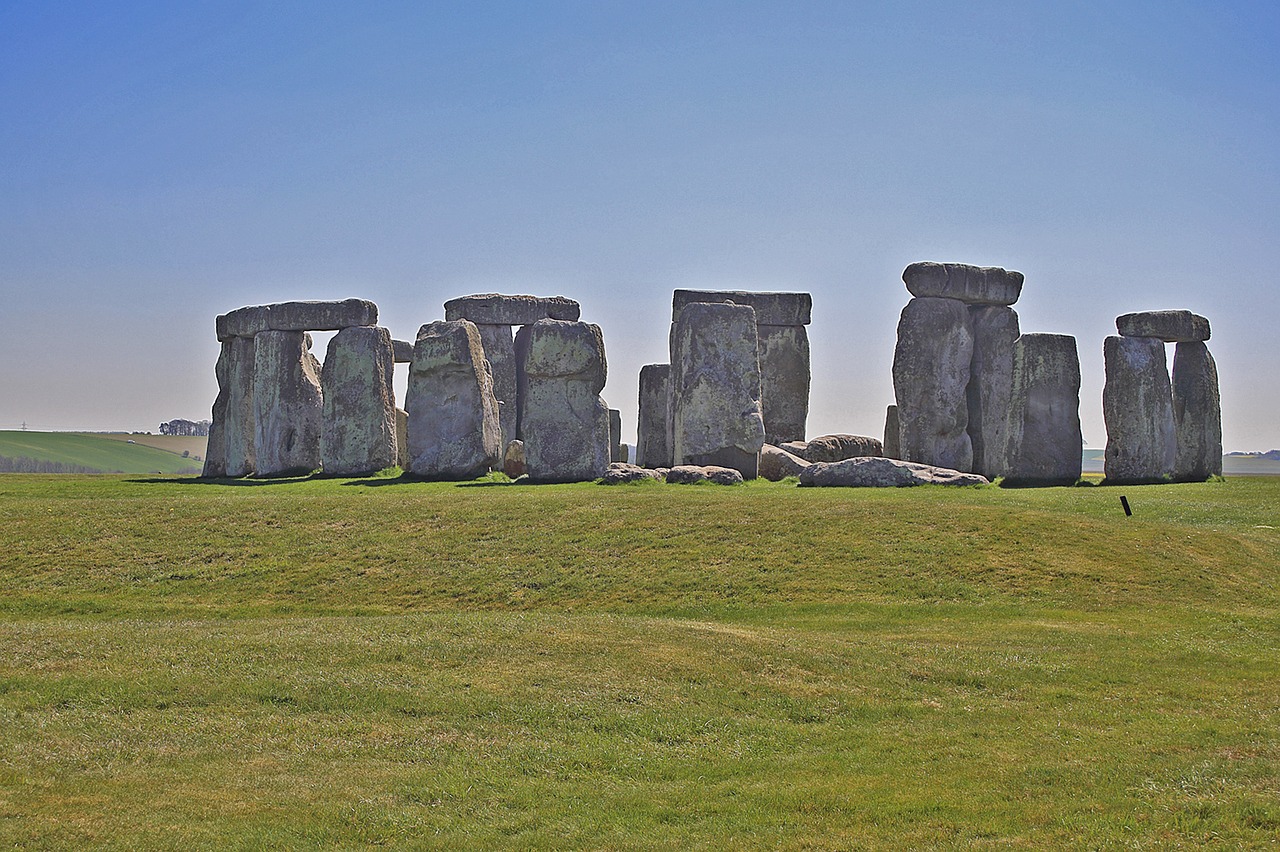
0;474;1277;848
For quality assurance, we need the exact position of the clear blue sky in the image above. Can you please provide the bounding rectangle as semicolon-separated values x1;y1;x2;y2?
2;1;1277;450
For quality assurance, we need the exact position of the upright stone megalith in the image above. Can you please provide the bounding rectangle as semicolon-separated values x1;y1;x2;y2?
1103;335;1176;484
670;302;766;478
515;319;610;482
892;297;974;472
883;404;900;460
320;326;397;476
609;408;623;463
1172;341;1222;481
967;305;1019;479
636;364;672;469
1003;333;1082;486
475;323;517;445
405;320;502;480
206;335;256;477
252;331;323;476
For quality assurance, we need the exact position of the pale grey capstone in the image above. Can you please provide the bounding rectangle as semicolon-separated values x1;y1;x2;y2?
892;297;974;472
967;305;1020;479
799;457;989;488
406;320;502;479
1003;333;1083;486
503;439;526;479
320;326;397;476
1172;341;1222;481
787;434;883;463
395;408;408;469
637;364;672;469
475;324;517;445
392;339;414;363
759;444;811;481
220;335;257;477
666;465;745;485
1117;310;1210;343
671;290;812;326
515;319;610;483
444;294;580;326
599;462;664;484
670;302;766;478
884;405;900;460
757;324;810;444
902;262;1023;306
252;330;323;476
216;299;377;341
215;305;269;341
609;409;623;462
1103;335;1176;484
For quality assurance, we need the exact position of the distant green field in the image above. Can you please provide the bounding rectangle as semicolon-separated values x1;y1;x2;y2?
0;431;202;474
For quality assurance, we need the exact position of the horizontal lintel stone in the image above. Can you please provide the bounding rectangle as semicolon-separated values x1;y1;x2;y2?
672;289;811;326
443;294;581;325
216;299;378;340
902;262;1023;306
1116;310;1210;343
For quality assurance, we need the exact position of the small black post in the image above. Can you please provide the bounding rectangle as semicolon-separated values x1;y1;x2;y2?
1120;495;1132;517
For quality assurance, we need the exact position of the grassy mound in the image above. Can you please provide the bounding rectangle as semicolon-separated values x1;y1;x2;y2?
0;431;203;474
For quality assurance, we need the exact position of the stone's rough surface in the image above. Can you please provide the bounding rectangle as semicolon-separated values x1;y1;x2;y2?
516;319;610;482
666;465;745;485
1172;341;1223;481
503;439;526;478
444;294;580;325
672;290;812;326
789;434;883;463
799;456;990;488
406;320;502;479
636;364;672;469
1117;310;1210;343
252;331;323;476
902;262;1024;306
759;444;811;481
609;409;623;462
756;324;810;444
220;336;257;476
320;326;398;476
599;463;664;484
395;408;408;469
884;405;900;460
202;341;233;476
475;323;517;445
892;297;975;472
217;300;378;340
216;305;270;341
670;302;766;478
392;339;414;363
1103;335;1176;484
1003;334;1083;486
967;305;1020;478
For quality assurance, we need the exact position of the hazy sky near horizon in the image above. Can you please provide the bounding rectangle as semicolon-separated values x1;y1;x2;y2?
2;1;1278;450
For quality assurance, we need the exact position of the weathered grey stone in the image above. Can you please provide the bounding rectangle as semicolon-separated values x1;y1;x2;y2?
884;405;900;460
202;341;232;477
903;262;1023;306
599;462;664;484
1103;335;1176;484
799;456;989;487
1172;341;1222;481
220;335;257;477
395;408;408;468
759;444;811;481
216;305;270;341
406;320;502;479
670;302;766;478
609;409;623;462
666;464;745;485
672;290;812;326
967;305;1020;479
392;339;414;363
515;319;610;483
320;326;397;476
636;364;672;469
252;331;323;476
503;439;526;479
757;324;810;444
1117;310;1210;343
789;434;883;463
444;294;580;325
475;324;517;445
892;297;974;472
217;300;378;341
779;441;809;456
1003;334;1083;486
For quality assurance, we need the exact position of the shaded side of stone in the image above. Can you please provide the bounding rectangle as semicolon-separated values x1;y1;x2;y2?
902;262;1023;306
1117;310;1210;343
320;326;397;476
967;305;1019;478
884;405;900;460
395;408;408;468
759;444;811;481
252;331;323;476
1103;335;1176;484
757;324;810;445
221;335;257;477
672;290;812;326
202;341;232;477
475;323;517;445
444;294;580;325
892;297;974;472
1172;341;1222;481
636;364;672;469
1004;333;1082;486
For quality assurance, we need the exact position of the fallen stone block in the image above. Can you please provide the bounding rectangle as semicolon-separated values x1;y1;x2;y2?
799;456;989;487
599;463;664;484
788;434;883;463
666;465;745;485
759;444;811;481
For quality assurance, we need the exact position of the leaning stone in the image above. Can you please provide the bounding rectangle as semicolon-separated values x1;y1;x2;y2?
967;305;1020;478
252;331;323;476
759;444;811;481
406;320;502;479
670;302;766;478
515;320;610;482
1116;310;1210;343
392;339;414;363
1103;335;1176;484
666;465;745;485
799;457;989;488
320;326;398;476
757;324;810;444
903;262;1023;306
444;294;580;325
1172;341;1222;481
599;463;664;484
792;434;883;463
609;409;623;462
884;405;900;460
475;324;517;445
1003;334;1083;486
892;297;974;472
503;439;526;478
636;364;673;468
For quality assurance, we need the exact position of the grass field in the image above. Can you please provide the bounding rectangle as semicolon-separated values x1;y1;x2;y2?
0;431;203;474
1;474;1277;848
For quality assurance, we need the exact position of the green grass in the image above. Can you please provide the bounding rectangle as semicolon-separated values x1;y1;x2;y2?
0;431;202;474
1;475;1278;848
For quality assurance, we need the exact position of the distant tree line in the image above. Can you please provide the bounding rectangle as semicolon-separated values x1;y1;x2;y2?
0;455;111;474
159;419;211;436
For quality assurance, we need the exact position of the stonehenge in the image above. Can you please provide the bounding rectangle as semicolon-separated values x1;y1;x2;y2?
321;327;398;476
636;364;672;468
251;331;324;477
1003;334;1082;486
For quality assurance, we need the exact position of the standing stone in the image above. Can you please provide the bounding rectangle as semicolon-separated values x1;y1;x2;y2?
883;405;900;460
515;319;610;482
670;302;766;478
636;364;672;469
406;320;502;480
320;326;397;476
1103;335;1176;484
609;409;623;463
892;297;974;472
253;331;323;476
202;341;232;477
967;305;1019;479
1003;333;1082;486
219;335;257;477
1172;341;1222;481
757;324;810;444
475;323;517;445
395;408;409;469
